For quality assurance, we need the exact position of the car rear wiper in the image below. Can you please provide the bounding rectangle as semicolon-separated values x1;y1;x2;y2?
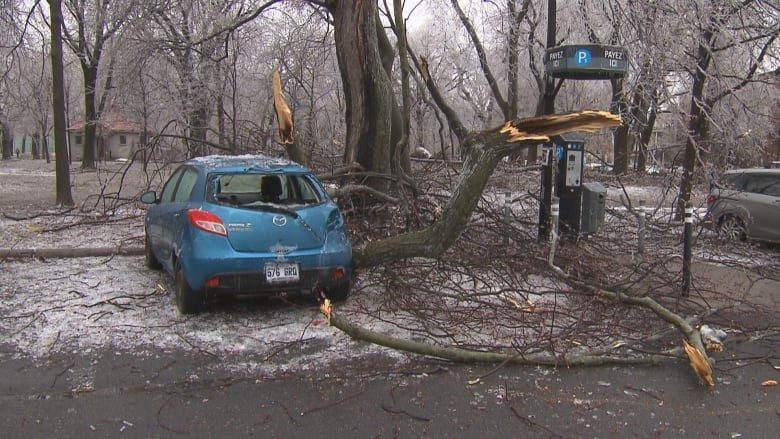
242;201;300;218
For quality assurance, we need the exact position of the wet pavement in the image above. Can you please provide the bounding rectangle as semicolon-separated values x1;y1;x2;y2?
1;330;777;438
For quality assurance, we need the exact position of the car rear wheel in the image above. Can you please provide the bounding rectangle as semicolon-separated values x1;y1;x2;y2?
144;232;161;270
325;285;350;302
719;215;746;241
175;262;205;314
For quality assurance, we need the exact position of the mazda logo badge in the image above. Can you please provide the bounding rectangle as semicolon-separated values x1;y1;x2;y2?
272;215;287;227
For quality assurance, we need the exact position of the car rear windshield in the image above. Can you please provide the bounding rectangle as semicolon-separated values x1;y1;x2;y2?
207;173;324;207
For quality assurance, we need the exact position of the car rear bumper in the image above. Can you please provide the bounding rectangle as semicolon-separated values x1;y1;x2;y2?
204;266;350;296
170;223;352;295
178;235;351;293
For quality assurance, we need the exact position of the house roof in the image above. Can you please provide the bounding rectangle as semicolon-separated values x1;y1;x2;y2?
67;113;146;134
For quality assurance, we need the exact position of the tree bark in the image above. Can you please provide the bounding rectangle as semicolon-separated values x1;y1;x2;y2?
81;65;99;168
49;0;74;207
333;0;394;189
610;78;630;174
677;25;714;219
635;101;657;173
1;117;12;160
324;309;658;367
272;70;306;166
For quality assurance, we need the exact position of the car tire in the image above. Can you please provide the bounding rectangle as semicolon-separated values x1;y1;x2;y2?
719;215;746;241
144;232;162;270
325;284;350;302
175;262;205;314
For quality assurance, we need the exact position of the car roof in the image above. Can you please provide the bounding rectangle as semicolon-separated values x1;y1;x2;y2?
723;168;780;175
185;154;309;173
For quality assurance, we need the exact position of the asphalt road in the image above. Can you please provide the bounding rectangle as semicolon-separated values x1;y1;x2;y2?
1;330;778;438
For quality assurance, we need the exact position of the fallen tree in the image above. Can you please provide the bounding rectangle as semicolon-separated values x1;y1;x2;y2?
263;2;724;383
0;246;143;260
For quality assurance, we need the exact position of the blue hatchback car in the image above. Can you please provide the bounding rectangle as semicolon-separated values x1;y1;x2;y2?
140;155;352;314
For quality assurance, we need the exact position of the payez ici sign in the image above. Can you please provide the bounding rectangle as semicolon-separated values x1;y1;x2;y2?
545;45;628;80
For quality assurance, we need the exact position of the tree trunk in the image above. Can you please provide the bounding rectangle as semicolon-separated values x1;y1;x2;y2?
636;104;657;173
354;130;503;268
354;111;622;268
43;129;51;164
32;134;40;159
49;0;75;206
611;78;630;174
1;118;12;160
81;65;98;169
677;26;715;219
333;0;394;189
188;106;210;158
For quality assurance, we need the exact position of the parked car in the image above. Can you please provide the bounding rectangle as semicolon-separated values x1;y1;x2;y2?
706;168;780;243
141;155;352;314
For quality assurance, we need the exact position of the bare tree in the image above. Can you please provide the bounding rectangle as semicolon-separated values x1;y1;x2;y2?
48;0;75;206
0;0;24;160
60;0;135;169
674;0;778;217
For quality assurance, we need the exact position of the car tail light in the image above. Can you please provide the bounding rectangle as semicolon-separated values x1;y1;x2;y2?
206;277;220;288
331;267;346;281
706;194;717;206
187;209;227;236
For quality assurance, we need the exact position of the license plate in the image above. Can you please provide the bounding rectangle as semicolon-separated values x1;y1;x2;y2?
265;263;299;284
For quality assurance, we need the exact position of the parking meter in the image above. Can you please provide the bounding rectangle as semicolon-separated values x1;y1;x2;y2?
553;133;585;235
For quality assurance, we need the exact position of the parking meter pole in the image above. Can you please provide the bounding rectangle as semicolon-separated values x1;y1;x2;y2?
682;203;693;297
538;148;554;241
539;0;557;242
637;200;646;256
548;196;560;266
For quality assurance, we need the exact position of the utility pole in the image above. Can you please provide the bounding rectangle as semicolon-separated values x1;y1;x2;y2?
538;0;556;241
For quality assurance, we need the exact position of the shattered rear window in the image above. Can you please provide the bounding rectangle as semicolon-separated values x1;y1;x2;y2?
207;173;323;207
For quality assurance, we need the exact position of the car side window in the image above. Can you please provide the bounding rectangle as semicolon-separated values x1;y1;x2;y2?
766;178;780;197
745;175;780;197
160;168;184;203
173;168;199;202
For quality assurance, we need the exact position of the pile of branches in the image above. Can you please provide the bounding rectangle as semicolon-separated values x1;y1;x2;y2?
332;161;778;381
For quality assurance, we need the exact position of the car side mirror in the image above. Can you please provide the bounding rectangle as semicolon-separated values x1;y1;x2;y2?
140;191;158;204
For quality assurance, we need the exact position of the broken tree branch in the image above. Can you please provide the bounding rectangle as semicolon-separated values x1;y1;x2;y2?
321;306;659;367
0;247;144;260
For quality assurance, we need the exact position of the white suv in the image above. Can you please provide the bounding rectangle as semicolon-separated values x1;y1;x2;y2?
706;168;780;243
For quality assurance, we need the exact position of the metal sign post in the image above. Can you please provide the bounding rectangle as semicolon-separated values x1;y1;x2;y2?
537;41;627;241
538;146;554;241
682;203;693;297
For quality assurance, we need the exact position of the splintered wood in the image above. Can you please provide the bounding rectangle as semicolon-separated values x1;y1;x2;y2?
272;70;294;144
499;111;622;143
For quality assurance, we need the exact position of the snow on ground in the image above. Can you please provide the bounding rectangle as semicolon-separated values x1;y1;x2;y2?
1;158;415;375
0;207;146;250
0;254;411;376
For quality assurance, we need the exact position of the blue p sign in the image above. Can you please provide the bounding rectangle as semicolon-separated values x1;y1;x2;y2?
575;48;592;65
